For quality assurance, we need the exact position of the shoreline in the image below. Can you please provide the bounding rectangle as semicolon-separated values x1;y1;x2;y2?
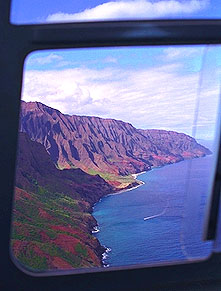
91;155;211;267
102;247;112;267
131;171;146;179
92;170;147;266
108;180;145;196
108;171;147;196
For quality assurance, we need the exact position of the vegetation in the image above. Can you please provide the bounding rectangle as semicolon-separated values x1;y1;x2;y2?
87;169;136;189
11;186;101;272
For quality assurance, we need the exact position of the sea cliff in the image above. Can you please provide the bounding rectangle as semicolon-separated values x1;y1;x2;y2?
11;101;211;272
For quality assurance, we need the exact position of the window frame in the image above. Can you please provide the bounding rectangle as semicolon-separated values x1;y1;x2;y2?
1;1;221;289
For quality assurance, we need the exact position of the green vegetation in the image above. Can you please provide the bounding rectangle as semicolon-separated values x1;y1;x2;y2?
22;173;38;186
56;161;78;170
17;248;48;271
88;168;136;187
11;186;101;272
75;243;87;257
12;132;111;272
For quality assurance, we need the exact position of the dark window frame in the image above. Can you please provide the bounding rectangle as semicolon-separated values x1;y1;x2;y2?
1;1;221;289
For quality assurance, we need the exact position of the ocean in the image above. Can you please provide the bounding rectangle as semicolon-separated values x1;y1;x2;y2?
93;153;215;268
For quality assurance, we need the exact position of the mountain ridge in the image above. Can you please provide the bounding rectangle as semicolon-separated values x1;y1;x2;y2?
12;101;212;272
20;100;211;189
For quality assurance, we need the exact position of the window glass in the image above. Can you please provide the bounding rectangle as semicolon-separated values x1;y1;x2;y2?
10;45;221;274
11;0;221;25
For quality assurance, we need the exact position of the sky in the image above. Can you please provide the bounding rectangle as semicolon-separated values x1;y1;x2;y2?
10;0;221;24
21;45;221;140
11;0;221;140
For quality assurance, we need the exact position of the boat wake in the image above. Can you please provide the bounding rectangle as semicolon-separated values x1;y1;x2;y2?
144;200;169;221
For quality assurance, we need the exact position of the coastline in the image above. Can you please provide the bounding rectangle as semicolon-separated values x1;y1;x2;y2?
131;171;146;179
91;156;208;266
91;155;209;266
108;180;145;196
91;170;147;266
91;154;212;268
108;171;147;196
91;155;209;267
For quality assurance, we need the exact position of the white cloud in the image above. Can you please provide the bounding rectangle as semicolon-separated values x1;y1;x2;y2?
21;58;219;140
104;56;118;64
163;47;203;60
28;53;64;65
46;0;208;22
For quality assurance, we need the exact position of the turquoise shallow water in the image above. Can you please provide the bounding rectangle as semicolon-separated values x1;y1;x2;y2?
93;155;214;268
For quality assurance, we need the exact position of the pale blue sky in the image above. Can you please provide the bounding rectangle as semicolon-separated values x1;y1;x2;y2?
11;0;221;24
22;45;221;140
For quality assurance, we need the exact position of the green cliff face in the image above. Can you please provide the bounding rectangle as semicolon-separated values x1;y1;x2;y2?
11;133;112;272
11;187;105;271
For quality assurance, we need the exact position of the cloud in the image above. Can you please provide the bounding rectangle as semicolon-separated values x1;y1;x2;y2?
28;53;63;65
21;57;220;140
46;0;208;22
163;47;203;60
104;56;118;64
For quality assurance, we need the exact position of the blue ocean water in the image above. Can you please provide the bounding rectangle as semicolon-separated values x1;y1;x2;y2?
93;154;215;268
